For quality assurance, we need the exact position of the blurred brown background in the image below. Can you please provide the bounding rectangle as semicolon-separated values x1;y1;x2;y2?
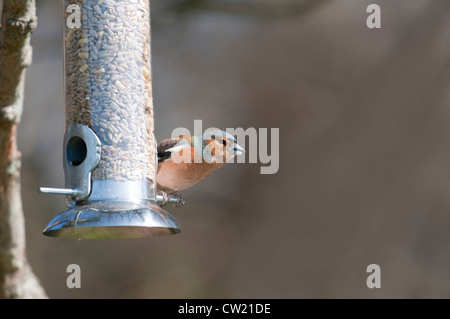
19;0;450;298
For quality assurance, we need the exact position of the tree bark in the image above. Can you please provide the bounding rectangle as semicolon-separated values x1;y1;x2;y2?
0;0;47;298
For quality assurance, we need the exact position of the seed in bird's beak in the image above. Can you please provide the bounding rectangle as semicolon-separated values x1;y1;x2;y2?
233;144;245;155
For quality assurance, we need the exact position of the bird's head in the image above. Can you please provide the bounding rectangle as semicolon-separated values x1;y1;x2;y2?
199;129;245;163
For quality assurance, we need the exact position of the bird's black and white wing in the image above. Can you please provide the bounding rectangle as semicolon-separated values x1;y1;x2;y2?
157;137;190;163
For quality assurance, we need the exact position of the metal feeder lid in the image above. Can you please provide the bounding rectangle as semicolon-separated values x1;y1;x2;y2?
43;201;181;239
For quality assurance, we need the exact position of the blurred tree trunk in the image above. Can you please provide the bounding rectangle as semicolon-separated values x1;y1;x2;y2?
0;0;47;298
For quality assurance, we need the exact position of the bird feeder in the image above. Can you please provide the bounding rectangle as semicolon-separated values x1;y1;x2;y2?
39;0;181;239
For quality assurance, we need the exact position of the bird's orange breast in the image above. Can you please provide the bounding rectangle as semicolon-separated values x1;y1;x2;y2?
156;146;224;193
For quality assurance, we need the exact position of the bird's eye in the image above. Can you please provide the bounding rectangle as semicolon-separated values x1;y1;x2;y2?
211;135;215;139
222;139;227;146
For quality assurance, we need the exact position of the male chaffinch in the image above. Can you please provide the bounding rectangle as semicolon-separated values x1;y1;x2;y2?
156;130;245;207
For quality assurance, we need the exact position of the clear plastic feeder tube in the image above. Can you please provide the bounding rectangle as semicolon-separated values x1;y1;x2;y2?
64;0;156;191
39;0;181;238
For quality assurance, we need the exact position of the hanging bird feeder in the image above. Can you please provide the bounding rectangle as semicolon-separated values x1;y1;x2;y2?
39;0;181;239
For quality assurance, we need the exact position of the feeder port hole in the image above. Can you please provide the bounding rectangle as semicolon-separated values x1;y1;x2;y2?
67;136;87;166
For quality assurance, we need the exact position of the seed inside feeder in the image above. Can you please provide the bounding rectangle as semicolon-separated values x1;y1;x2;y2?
64;0;156;184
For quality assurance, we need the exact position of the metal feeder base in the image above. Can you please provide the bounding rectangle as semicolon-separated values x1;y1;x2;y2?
43;201;181;239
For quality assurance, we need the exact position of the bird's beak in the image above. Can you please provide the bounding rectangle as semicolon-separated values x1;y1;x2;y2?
233;144;245;155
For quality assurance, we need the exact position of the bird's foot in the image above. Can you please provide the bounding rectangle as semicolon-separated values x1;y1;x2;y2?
156;190;169;207
156;191;185;207
171;193;185;207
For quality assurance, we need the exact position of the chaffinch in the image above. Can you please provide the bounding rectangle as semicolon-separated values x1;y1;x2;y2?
156;130;245;207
